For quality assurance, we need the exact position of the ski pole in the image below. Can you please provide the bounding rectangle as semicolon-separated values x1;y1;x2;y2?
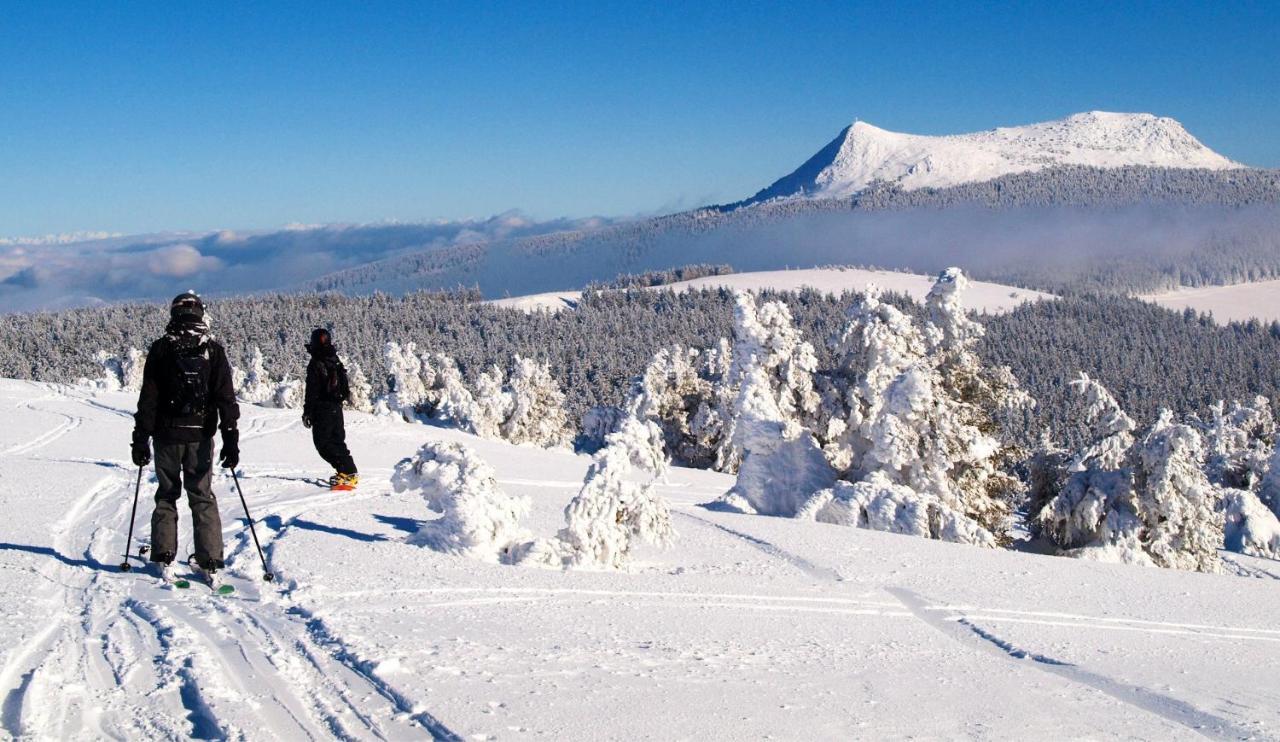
119;465;144;572
230;468;275;582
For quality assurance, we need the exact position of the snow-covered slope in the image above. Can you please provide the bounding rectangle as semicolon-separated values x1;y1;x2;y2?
743;112;1244;205
2;379;1278;739
1145;279;1280;324
489;267;1053;313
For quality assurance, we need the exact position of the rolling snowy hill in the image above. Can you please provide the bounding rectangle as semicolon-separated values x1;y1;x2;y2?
2;379;1279;739
737;111;1244;206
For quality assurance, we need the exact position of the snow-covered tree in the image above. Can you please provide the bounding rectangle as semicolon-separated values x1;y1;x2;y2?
421;352;474;422
1033;377;1224;572
625;342;730;469
88;348;146;392
1220;488;1280;560
1133;409;1223;572
525;415;673;569
273;378;303;409
344;356;375;413
719;361;834;516
383;341;429;421
391;441;531;562
1200;396;1275;490
467;363;512;439
717;293;821;473
1033;373;1146;562
818;270;1031;545
500;355;573;447
237;346;276;406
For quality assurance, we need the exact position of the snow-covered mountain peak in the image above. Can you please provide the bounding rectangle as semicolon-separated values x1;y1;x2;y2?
743;111;1244;205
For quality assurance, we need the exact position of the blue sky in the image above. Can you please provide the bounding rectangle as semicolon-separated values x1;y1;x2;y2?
1;1;1276;236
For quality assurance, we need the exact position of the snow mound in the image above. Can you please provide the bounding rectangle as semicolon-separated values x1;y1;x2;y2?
743;111;1242;204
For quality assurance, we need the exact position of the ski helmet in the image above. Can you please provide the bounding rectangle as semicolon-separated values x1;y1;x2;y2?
306;327;332;352
170;291;204;321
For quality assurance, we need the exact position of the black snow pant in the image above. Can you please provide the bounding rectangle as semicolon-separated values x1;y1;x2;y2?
150;437;224;567
311;403;357;476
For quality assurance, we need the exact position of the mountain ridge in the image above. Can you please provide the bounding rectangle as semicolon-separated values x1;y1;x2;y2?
736;111;1245;207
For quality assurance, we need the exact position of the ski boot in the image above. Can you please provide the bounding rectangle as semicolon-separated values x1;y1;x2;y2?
190;556;234;595
332;472;358;491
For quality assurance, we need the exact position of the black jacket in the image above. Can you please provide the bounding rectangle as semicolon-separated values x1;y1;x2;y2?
135;336;239;443
304;351;350;415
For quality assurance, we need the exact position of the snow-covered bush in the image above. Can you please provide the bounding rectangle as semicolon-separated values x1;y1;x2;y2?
236;347;276;405
383;341;430;421
88;348;146;392
1199;397;1274;490
719;361;834;516
499;355;574;447
798;473;997;547
1220;488;1280;560
391;441;531;562
466;363;512;439
525;415;673;569
272;378;303;409
625;342;731;469
344;357;375;413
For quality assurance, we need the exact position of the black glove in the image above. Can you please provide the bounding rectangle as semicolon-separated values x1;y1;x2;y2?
219;429;240;469
302;413;312;429
131;430;151;467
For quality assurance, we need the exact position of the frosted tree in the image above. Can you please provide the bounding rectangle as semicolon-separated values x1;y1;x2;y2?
273;378;303;409
500;355;573;447
237;346;276;406
525;415;673;569
1033;373;1146;563
625;343;730;469
1133;410;1223;572
344;356;375;413
818;270;1030;545
382;341;429;421
119;348;145;392
466;363;513;439
824;285;929;475
391;441;531;563
719;361;835;516
88;348;146;391
1200;397;1274;490
716;293;819;473
418;352;475;422
1258;446;1280;520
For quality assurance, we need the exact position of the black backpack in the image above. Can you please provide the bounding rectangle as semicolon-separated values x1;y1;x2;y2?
166;340;211;418
320;357;351;403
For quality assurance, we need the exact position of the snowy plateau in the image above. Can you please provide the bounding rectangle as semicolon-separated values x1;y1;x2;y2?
2;380;1279;740
740;111;1242;205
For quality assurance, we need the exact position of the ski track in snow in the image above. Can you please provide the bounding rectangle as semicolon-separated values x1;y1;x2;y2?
682;507;1271;739
0;419;459;741
888;587;1257;741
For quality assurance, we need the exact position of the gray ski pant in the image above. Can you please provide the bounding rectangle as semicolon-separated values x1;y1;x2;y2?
150;437;224;566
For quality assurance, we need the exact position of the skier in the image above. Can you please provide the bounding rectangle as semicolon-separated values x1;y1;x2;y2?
131;291;240;587
302;328;359;490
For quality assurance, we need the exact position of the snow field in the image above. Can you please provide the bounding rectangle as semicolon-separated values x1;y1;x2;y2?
1;380;1279;739
489;267;1054;315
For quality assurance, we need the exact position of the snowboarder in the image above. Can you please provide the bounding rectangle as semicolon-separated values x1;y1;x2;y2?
131;291;240;586
302;328;359;490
